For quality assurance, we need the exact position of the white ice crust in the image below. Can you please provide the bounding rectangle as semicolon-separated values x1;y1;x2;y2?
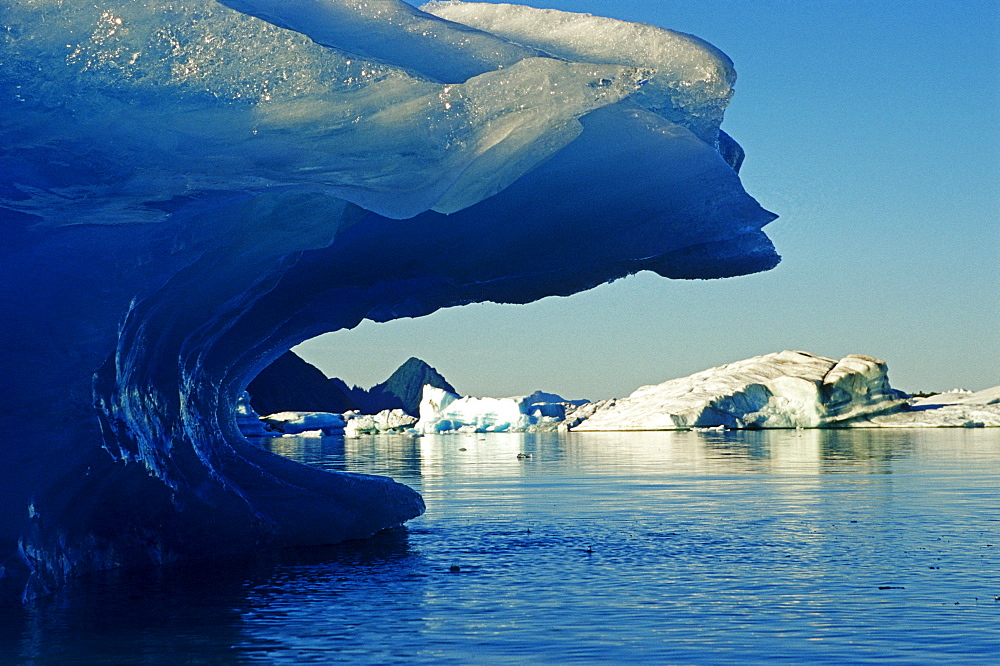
421;1;735;144
0;0;736;223
216;0;543;82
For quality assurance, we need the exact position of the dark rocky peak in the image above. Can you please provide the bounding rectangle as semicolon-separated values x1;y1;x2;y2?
361;357;456;416
247;351;357;416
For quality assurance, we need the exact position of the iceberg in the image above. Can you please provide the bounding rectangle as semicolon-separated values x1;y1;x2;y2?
260;411;347;436
235;392;270;437
418;386;531;433
345;409;419;437
416;385;574;433
0;0;777;600
572;351;909;430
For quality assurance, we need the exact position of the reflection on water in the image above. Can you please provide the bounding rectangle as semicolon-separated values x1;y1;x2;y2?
268;434;424;480
2;429;998;663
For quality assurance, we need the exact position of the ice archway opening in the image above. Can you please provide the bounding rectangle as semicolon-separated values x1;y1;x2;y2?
0;0;778;601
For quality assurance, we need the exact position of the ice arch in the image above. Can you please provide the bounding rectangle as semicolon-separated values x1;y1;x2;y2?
0;0;777;600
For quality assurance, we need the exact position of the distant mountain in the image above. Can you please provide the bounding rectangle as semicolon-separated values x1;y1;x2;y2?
345;357;456;416
381;357;456;415
247;351;357;416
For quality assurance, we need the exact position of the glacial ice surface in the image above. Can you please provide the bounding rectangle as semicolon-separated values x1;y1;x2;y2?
0;0;777;600
345;409;419;437
422;1;736;145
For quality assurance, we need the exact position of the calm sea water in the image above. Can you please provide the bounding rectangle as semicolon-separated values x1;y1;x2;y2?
3;429;998;664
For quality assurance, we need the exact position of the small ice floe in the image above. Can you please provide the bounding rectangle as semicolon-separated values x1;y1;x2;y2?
260;411;346;436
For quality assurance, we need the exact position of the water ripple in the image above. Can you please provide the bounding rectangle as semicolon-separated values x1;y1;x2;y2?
3;429;998;663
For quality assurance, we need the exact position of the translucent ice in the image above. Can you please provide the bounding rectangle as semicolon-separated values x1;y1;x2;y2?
422;1;736;145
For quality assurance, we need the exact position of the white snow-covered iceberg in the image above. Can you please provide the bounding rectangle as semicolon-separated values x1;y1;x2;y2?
0;0;777;600
345;409;419;436
573;351;909;430
416;386;573;433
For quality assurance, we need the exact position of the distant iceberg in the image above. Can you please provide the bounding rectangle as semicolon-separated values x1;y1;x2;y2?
345;409;419;436
573;351;910;430
413;354;998;434
260;411;347;436
417;386;573;433
571;352;1000;430
0;0;777;600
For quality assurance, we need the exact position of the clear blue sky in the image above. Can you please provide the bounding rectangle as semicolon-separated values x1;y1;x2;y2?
296;0;1000;399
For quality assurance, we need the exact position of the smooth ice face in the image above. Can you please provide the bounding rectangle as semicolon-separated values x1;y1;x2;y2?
0;0;778;600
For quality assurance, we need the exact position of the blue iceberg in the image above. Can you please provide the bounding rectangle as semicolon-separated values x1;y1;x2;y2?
0;0;777;600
